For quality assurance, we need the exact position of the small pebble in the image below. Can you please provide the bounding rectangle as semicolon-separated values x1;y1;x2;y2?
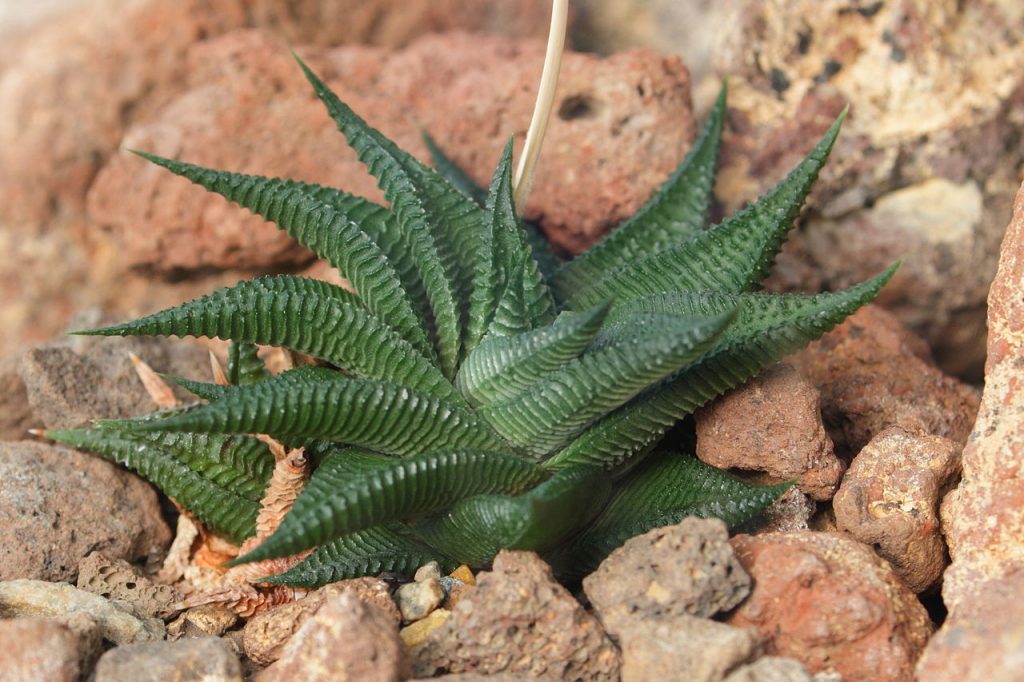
400;608;450;648
397;578;445;623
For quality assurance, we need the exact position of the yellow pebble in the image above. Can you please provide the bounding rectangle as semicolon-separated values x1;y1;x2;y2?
449;564;476;586
400;608;450;647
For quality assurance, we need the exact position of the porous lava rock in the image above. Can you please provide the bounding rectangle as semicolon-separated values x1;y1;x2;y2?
0;442;170;582
89;30;696;273
727;532;932;682
259;592;409;682
695;363;842;500
412;551;620;680
833;426;961;593
791;304;979;456
709;0;1024;377
584;517;751;630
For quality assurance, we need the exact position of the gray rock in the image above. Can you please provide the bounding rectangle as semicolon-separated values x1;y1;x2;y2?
396;577;445;623
77;552;182;619
18;325;208;430
725;657;815;682
413;551;620;680
619;615;764;682
583;517;751;632
93;637;241;682
0;579;164;644
0;618;86;682
0;441;171;582
260;592;409;682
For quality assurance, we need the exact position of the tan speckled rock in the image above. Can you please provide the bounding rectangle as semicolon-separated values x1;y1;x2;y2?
584;517;751;631
940;181;1024;611
792;304;980;456
0;442;171;583
834;426;961;593
696;363;842;500
0;618;86;682
243;578;398;666
93;637;242;682
709;0;1024;377
89;30;695;272
727;532;932;682
259;592;408;682
916;572;1024;682
77;553;182;620
412;551;620;680
0;580;165;645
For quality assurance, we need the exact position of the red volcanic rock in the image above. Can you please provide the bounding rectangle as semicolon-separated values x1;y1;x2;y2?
792;304;979;456
695;362;842;500
727;531;933;682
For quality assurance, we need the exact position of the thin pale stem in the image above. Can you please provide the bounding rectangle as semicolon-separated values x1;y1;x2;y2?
513;0;569;215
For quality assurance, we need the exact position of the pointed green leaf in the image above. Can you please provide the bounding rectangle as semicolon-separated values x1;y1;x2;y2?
546;265;896;471
566;111;845;310
132;152;434;361
484;140;556;339
552;84;727;300
413;464;611;566
548;451;788;579
423;130;562;282
227;342;269;386
456;303;610;407
236;449;548;562
297;57;485;377
80;276;459;403
46;425;274;544
482;311;733;457
133;371;506;456
264;524;454;587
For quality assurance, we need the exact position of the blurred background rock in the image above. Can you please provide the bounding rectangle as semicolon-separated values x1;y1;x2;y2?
2;0;1022;381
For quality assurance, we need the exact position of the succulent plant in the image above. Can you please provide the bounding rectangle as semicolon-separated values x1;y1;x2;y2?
45;56;894;587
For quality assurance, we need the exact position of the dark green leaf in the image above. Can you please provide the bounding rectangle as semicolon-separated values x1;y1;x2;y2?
552;84;727;300
236;449;548;562
227;342;269;385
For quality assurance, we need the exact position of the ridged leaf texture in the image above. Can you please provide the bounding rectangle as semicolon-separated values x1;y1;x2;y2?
551;85;727;300
239;449;548;562
46;423;273;544
62;61;893;582
548;451;790;579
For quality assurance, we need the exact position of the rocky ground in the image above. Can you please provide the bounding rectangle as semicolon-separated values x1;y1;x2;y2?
2;0;1024;680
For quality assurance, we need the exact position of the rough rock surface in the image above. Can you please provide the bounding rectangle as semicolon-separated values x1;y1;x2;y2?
242;577;398;666
709;0;1024;376
919;182;1024;677
941;181;1024;606
77;552;182;619
834;426;961;593
259;592;409;682
0;441;171;582
413;551;620;680
18;319;209;430
916;572;1024;682
396;576;445;623
695;363;842;500
0;356;32;440
742;487;815;534
584;517;750;631
724;657;816;682
727;532;933;682
0;580;165;644
792;304;979;456
618;615;763;682
167;605;238;640
0;618;86;682
93;637;242;682
88;29;695;273
0;0;555;357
